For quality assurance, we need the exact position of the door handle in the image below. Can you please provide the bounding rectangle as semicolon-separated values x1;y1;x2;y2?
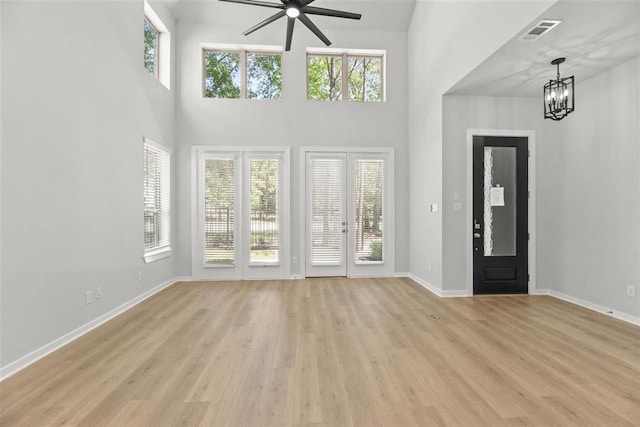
474;232;481;238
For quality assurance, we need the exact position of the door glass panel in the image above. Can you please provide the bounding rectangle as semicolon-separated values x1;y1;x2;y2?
354;159;384;263
249;159;279;264
310;158;344;265
204;158;235;265
483;147;516;256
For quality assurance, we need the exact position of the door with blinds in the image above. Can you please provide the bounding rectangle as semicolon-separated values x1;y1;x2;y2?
305;151;393;278
193;148;289;280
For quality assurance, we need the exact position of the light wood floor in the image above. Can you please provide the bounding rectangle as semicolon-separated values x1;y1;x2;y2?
1;277;639;426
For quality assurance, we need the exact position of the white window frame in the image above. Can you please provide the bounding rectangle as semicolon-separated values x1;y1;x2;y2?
144;0;171;89
143;138;172;263
192;146;291;280
306;48;386;102
201;44;284;100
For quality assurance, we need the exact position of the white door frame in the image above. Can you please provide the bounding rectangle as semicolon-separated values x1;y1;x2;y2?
466;129;537;295
300;147;395;278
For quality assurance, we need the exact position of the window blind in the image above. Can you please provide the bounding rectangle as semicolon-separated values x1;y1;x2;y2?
250;159;280;264
204;158;236;265
144;141;171;254
354;159;384;263
310;158;344;265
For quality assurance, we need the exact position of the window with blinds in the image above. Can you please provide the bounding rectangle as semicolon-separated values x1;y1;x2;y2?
143;139;171;262
250;159;280;264
204;158;236;265
354;159;384;263
310;158;344;265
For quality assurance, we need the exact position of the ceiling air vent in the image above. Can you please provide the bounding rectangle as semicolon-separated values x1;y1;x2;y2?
519;20;562;41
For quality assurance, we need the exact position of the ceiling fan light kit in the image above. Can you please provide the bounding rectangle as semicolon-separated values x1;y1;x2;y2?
219;0;362;51
544;57;575;121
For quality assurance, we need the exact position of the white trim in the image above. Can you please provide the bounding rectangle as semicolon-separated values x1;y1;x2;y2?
547;290;640;327
143;137;172;155
530;288;550;296
408;273;443;297
200;42;283;53
306;47;386;56
143;246;172;263
144;0;171;89
466;129;536;295
0;277;181;382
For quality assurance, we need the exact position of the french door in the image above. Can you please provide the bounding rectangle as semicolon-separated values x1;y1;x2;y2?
193;148;289;280
304;150;393;277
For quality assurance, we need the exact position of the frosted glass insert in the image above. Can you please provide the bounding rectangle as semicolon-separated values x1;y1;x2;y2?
483;147;516;256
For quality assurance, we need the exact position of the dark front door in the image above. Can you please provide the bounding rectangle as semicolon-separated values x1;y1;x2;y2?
473;136;528;294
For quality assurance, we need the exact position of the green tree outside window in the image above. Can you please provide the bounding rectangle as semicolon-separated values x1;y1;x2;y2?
144;19;159;76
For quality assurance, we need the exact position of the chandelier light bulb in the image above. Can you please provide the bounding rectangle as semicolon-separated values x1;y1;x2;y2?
286;7;300;18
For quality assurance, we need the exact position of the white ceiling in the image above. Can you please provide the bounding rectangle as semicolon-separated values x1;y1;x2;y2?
166;0;417;32
447;1;640;97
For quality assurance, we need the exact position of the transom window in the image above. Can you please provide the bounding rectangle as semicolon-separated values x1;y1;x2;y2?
143;18;159;77
307;49;385;102
203;48;282;100
143;0;171;89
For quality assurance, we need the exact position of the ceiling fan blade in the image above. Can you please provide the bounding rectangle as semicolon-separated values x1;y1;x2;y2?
303;6;362;20
219;0;284;10
243;10;286;35
285;17;295;51
298;13;331;46
301;0;316;5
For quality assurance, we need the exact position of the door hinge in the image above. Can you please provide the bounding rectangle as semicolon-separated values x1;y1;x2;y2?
528;274;530;282
528;149;531;157
528;233;530;241
528;190;530;199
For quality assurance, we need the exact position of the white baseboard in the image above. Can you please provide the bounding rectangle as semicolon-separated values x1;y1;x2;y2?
0;277;181;382
408;273;443;297
531;288;550;296
407;274;471;297
442;289;473;297
547;290;640;327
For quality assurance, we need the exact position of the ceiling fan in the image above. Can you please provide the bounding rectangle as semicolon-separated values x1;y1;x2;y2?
219;0;362;51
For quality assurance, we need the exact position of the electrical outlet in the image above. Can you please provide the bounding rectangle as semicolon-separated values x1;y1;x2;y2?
626;285;636;298
96;287;102;299
85;290;93;305
138;272;143;282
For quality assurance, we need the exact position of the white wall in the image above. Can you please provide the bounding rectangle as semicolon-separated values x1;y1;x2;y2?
441;56;640;319
537;56;640;318
442;95;552;292
175;21;410;277
1;0;177;371
407;0;556;290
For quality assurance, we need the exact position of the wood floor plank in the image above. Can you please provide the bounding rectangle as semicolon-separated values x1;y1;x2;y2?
1;278;639;426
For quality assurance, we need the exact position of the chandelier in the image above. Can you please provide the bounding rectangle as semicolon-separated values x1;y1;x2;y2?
544;57;574;121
